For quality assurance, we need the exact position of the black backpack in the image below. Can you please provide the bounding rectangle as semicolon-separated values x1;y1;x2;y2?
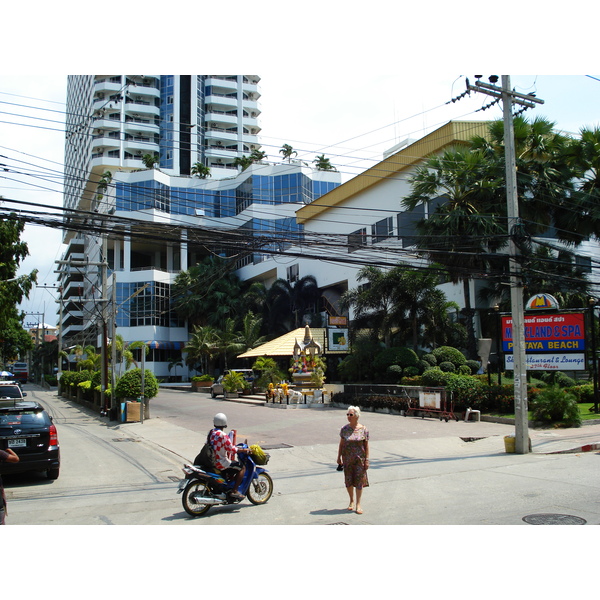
194;430;216;471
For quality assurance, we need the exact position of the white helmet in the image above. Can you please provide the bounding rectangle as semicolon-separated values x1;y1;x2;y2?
213;413;227;427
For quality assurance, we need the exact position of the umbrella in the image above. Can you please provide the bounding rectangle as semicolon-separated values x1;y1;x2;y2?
0;371;13;377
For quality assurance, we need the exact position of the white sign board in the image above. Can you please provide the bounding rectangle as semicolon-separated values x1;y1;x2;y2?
419;390;441;409
504;353;586;371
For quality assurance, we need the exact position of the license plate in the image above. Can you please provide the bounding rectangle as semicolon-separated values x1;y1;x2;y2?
8;438;26;448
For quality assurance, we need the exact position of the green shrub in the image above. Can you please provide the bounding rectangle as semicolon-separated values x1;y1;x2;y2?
421;367;452;387
438;361;456;373
458;365;472;375
422;353;437;367
373;347;418;378
115;368;159;400
386;365;403;383
403;366;420;378
192;374;214;382
531;386;581;427
572;384;594;403
432;346;467;368
539;371;576;387
465;360;481;374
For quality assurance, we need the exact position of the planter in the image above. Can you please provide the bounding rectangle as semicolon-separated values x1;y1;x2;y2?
192;381;213;391
225;391;240;399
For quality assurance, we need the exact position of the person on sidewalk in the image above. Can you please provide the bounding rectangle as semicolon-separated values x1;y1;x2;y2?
209;413;248;500
337;406;369;514
1;448;19;525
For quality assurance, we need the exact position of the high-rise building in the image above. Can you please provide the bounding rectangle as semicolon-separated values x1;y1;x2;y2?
58;75;341;379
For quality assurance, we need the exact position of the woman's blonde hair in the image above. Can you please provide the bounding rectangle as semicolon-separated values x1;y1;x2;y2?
347;405;361;418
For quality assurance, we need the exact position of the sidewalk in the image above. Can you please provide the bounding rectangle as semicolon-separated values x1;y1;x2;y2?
115;393;600;464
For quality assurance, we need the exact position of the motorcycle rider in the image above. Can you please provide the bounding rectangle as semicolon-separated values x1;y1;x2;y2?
209;413;248;500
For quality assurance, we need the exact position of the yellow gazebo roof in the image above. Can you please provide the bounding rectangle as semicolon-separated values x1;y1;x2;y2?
237;328;326;358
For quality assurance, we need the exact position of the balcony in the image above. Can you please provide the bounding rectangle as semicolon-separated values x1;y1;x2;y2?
205;111;238;127
205;94;238;109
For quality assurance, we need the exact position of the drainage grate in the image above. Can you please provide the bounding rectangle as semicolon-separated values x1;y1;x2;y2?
523;513;587;525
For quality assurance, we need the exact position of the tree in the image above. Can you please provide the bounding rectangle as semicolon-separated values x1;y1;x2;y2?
191;162;211;179
250;148;268;163
236;311;268;353
0;204;38;363
266;275;321;334
233;155;254;172
313;154;337;171
141;153;159;169
183;325;220;374
279;144;297;163
172;256;245;330
402;145;505;358
252;356;286;388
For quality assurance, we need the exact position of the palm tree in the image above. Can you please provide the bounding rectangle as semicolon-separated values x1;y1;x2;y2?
250;148;268;163
279;144;297;163
183;325;220;374
266;275;320;334
340;266;402;348
236;311;268;353
172;256;245;330
402;145;505;358
233;155;253;172
141;153;159;169
313;154;337;171
191;162;211;179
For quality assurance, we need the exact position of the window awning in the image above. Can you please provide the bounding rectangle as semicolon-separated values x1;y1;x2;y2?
145;341;185;350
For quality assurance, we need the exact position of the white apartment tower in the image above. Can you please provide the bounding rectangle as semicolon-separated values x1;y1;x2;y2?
59;74;263;351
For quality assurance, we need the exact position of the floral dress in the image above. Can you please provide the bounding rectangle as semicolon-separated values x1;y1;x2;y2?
340;424;369;489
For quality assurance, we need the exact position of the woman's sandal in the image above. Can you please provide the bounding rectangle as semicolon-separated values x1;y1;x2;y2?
347;503;355;511
356;507;363;514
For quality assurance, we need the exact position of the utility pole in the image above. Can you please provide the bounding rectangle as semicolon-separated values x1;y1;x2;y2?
466;75;544;454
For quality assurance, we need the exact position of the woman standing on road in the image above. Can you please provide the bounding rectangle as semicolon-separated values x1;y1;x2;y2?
337;406;369;514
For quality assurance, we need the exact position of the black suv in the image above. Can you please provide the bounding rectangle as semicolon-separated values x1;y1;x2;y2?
0;392;60;480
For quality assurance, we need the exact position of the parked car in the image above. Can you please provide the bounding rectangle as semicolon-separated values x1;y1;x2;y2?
0;382;26;400
0;393;60;480
210;369;254;398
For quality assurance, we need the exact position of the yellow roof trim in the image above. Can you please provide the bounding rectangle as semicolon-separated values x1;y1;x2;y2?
297;120;490;224
237;328;326;358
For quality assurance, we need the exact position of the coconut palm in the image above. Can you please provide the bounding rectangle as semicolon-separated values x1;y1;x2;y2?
266;275;320;334
183;325;220;374
233;155;253;171
313;154;337;171
250;148;268;163
191;162;211;179
279;144;297;163
402;145;505;358
141;153;159;169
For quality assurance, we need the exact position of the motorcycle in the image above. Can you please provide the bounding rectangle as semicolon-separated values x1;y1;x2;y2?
177;442;273;517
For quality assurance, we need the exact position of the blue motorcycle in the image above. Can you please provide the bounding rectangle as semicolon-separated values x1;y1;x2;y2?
178;443;273;517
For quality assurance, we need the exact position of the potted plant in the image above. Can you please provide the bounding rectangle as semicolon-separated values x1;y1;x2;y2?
222;370;246;398
191;374;214;391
